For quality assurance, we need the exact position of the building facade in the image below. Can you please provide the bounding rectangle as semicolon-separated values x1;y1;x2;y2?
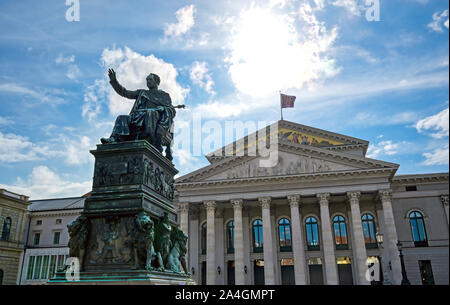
175;120;449;285
0;189;30;285
18;196;84;285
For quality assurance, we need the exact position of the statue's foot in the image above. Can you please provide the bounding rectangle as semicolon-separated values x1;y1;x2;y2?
101;137;116;144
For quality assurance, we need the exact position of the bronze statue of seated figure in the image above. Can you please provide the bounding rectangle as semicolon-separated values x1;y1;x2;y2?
101;69;184;161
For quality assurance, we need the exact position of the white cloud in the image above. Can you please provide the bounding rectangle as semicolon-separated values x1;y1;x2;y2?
0;132;60;163
0;166;91;200
422;146;449;166
353;111;420;126
100;47;189;116
0;83;66;105
163;5;196;39
331;0;363;16
225;3;339;98
428;10;449;32
55;54;82;80
415;107;449;139
62;135;94;165
367;140;400;158
82;79;109;121
0;116;13;125
190;61;215;96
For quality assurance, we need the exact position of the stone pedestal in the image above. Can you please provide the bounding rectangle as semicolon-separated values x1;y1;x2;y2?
49;140;194;285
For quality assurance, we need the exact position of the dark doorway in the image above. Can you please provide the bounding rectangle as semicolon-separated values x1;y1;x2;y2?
337;264;354;285
254;260;265;285
227;261;235;285
201;261;206;285
419;260;435;285
281;266;295;285
308;265;324;285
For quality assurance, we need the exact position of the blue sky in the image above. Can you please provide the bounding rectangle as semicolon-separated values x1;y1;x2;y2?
0;0;448;199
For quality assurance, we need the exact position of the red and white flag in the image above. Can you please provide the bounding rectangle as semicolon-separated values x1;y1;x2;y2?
280;93;296;108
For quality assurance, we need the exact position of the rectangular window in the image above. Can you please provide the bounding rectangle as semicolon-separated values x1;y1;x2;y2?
405;185;417;192
419;260;435;285
33;233;40;246
26;256;35;280
36;220;42;225
41;255;49;279
49;255;57;279
53;231;61;245
57;255;65;270
56;219;62;224
33;256;42;280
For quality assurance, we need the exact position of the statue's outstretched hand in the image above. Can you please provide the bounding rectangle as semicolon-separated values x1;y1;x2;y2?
108;68;117;82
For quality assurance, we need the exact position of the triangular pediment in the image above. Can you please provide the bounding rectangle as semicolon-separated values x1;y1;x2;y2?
176;141;398;184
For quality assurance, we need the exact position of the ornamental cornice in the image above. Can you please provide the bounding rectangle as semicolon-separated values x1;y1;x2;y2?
31;210;81;218
392;173;449;184
176;168;397;190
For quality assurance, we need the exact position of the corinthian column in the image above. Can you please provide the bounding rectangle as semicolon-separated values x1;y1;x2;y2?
347;191;370;285
231;199;245;285
317;193;338;285
204;200;216;285
287;195;307;285
441;195;449;227
259;196;276;285
178;202;189;266
378;189;402;285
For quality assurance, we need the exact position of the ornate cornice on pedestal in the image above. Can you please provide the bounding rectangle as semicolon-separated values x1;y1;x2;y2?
316;193;330;206
258;197;271;209
347;191;361;204
287;195;300;208
441;195;449;206
231;199;244;210
378;189;393;203
203;200;216;211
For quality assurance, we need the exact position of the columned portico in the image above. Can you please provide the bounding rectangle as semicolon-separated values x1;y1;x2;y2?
204;200;216;285
317;193;338;285
347;191;370;285
378;189;402;285
231;199;245;285
287;195;307;285
259;196;276;285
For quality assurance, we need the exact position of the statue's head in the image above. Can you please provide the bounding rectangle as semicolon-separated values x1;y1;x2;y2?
146;73;160;90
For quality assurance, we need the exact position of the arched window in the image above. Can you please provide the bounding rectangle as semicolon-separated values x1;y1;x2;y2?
305;217;320;251
278;218;292;252
252;219;263;253
201;222;207;254
226;220;234;254
333;215;348;250
1;217;11;241
409;211;428;247
362;214;377;248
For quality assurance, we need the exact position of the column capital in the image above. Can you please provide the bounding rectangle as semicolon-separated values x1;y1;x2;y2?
231;199;244;209
287;195;301;208
346;191;361;204
441;195;449;206
203;200;216;210
258;197;271;209
316;193;330;206
378;189;393;202
178;202;189;213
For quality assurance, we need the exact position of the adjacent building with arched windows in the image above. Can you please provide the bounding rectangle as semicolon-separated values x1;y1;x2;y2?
175;120;449;285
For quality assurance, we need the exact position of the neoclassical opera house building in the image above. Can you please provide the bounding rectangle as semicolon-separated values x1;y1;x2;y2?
174;120;449;285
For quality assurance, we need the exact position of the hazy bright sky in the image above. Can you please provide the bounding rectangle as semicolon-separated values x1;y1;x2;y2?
0;0;448;199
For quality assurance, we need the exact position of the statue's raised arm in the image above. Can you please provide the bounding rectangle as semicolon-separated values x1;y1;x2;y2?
108;68;141;100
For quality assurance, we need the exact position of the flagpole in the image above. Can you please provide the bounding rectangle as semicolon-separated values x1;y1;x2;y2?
279;90;283;121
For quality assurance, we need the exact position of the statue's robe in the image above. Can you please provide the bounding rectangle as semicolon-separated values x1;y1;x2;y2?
108;79;175;149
